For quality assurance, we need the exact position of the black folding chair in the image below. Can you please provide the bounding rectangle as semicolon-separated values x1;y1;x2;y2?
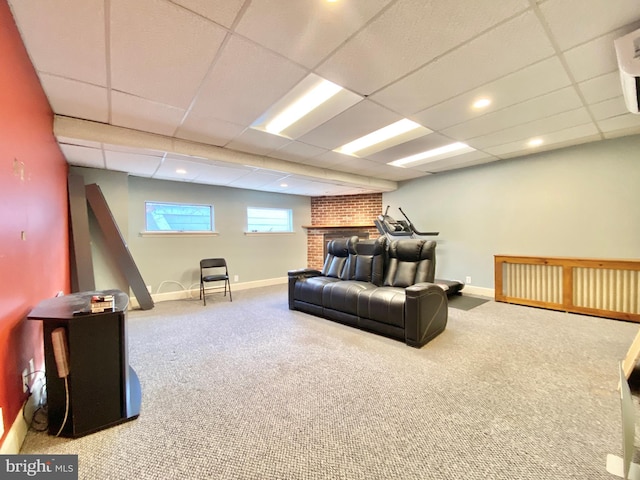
199;258;232;305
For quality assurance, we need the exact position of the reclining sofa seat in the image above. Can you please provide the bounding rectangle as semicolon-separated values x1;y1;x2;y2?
288;236;448;348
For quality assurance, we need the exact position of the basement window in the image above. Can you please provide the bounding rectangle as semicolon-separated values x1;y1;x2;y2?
143;201;215;235
246;207;293;233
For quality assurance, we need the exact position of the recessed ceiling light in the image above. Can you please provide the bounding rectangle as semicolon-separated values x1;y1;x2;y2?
528;138;543;147
472;98;491;109
388;142;475;168
280;183;288;187
176;168;187;174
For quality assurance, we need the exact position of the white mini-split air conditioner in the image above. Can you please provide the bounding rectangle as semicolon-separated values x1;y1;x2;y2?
614;27;640;114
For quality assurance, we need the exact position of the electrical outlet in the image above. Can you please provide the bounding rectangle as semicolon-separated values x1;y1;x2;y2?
233;275;239;282
465;276;472;284
146;285;152;293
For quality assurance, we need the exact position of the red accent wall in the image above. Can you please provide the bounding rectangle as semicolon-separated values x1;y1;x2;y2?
0;0;69;447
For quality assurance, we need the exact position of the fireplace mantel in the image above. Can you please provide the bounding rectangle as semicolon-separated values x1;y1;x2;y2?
302;224;374;229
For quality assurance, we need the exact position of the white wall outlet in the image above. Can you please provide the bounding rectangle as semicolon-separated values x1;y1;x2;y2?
146;285;152;293
233;275;239;282
465;276;472;284
22;367;29;393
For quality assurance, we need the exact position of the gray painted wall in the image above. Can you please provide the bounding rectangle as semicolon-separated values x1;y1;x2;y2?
70;167;311;296
383;134;640;289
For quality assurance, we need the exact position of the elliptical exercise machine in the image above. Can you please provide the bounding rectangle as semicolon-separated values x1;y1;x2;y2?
374;206;464;295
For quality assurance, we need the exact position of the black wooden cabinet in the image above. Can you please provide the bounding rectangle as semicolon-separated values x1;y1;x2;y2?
28;290;141;438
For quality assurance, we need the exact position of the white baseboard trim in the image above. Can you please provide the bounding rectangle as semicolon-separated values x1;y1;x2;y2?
130;277;288;308
0;392;41;454
461;285;495;298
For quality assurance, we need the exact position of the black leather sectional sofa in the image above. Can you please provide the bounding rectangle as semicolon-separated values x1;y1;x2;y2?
288;236;448;347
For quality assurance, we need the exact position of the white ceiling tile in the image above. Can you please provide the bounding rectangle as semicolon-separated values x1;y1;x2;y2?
538;0;640;50
8;0;107;85
188;35;308;126
316;0;529;94
589;96;629;121
418;150;497;173
442;87;583;140
412;56;571;130
371;11;556;115
363;163;428;181
563;27;636;83
110;0;227;108
226;129;292;156
269;142;328;163
298;100;401;150
39;74;108;122
228;170;286;190
485;123;600;156
175;114;246;147
466;108;592;149
192;164;256;186
169;0;245;28
236;0;391;68
60;144;105;168
111;91;185;136
105;150;163;176
597;113;640;133
578;71;624;104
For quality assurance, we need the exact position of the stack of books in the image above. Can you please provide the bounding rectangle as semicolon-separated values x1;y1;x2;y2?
91;294;115;313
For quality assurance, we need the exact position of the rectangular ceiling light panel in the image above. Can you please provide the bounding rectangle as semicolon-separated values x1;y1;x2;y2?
251;73;362;140
388;142;476;167
334;119;433;158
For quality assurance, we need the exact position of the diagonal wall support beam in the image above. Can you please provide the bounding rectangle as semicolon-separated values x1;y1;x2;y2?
85;183;154;310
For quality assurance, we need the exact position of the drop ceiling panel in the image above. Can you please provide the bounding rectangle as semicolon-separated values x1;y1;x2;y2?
111;91;185;136
486;123;600;156
226;128;292;156
228;170;286;190
413;57;571;131
188;35;308;126
597;113;640;134
419;150;496;173
298;100;402;150
316;0;529;94
589;96;628;121
175;114;246;146
105;150;163;176
8;0;107;85
270;142;328;163
110;0;227;108
235;0;392;69
192;164;257;185
563;27;635;83
467;108;592;149
578;71;624;104
363;163;428;181
60;144;105;168
538;0;640;50
371;10;555;116
169;0;245;28
442;87;583;140
39;74;108;123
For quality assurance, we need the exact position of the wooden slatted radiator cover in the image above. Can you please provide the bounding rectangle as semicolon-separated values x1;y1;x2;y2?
495;255;640;322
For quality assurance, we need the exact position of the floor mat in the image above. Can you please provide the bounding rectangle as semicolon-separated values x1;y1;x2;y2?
448;294;490;311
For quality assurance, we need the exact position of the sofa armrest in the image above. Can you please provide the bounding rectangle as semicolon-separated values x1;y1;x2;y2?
288;269;323;310
288;268;322;278
404;282;448;347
